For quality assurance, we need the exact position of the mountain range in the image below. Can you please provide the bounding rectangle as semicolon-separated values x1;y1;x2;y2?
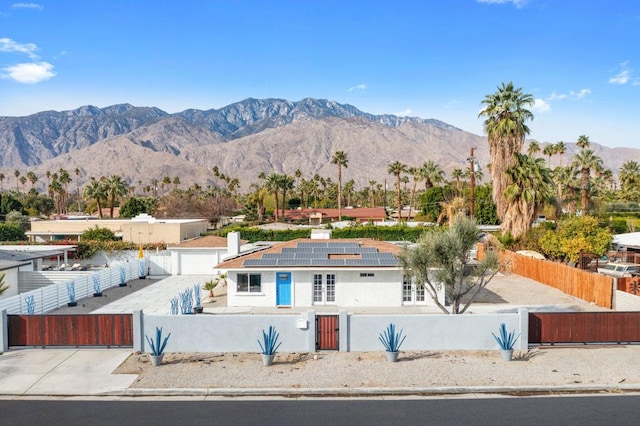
0;98;637;192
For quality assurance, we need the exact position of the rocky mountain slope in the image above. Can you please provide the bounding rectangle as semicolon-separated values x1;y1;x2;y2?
0;98;637;191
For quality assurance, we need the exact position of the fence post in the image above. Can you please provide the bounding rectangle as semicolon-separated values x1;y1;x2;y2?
132;310;144;352
306;310;315;352
338;310;348;352
518;307;529;351
0;309;7;352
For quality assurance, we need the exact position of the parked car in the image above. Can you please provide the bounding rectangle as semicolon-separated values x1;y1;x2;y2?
597;262;640;278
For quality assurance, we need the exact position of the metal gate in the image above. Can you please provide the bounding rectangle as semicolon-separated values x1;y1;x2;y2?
529;312;640;345
316;315;339;350
8;314;134;347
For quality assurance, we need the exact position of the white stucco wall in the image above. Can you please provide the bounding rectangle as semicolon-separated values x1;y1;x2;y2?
226;268;423;308
0;268;20;298
170;249;223;275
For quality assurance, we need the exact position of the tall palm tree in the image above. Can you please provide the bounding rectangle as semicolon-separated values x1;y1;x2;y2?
619;160;640;196
58;168;72;213
265;173;281;221
542;144;555;166
26;171;38;190
408;167;423;213
369;180;377;207
572;148;603;213
502;154;553;237
13;169;20;192
527;141;541;157
105;175;129;218
280;174;294;219
576;135;590;149
19;176;27;193
554;141;566;167
74;168;81;213
553;165;579;216
451;168;464;192
420;160;445;190
0;172;4;191
83;178;106;218
479;82;534;236
387;161;407;220
331;151;349;221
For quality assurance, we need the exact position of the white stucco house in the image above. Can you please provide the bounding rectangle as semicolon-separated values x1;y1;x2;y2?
167;233;250;275
215;238;439;308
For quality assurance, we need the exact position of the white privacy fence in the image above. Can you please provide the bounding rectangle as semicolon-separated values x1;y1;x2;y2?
0;259;147;315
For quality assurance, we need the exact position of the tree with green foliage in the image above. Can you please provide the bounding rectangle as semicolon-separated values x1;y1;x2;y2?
5;210;30;231
120;196;156;218
398;215;500;314
331;150;348;221
538;216;612;263
479;82;534;236
80;226;118;241
473;184;498;225
0;223;27;241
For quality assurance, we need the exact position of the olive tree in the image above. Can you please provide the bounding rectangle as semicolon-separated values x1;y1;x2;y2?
398;215;501;314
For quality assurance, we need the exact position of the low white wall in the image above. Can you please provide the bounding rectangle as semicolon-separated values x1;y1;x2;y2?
139;312;315;353
135;309;528;353
348;312;525;351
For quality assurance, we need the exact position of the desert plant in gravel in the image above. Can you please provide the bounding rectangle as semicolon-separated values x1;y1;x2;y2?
145;326;171;366
492;322;519;361
379;323;407;362
258;325;282;366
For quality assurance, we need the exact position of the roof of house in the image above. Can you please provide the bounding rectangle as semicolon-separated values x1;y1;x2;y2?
0;250;35;271
169;235;247;249
284;207;387;221
216;238;403;269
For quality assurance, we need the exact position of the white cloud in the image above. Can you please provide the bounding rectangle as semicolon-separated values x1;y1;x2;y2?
477;0;528;8
12;3;43;10
393;108;413;117
532;98;550;113
0;37;38;59
348;83;366;92
608;61;639;85
572;88;591;98
1;61;55;83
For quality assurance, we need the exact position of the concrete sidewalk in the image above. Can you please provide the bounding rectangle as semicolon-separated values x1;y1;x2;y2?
0;349;137;396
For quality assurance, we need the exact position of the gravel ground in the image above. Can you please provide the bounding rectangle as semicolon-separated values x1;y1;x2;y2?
115;346;640;390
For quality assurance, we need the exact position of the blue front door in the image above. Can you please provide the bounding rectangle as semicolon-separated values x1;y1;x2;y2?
276;272;291;306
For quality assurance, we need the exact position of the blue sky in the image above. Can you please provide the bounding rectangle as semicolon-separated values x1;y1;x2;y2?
1;0;639;148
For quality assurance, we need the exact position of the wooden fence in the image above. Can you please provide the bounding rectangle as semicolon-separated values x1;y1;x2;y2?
8;314;133;347
478;245;614;309
529;312;640;344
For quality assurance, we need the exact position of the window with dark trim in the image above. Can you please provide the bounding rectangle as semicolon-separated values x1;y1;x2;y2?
237;273;262;293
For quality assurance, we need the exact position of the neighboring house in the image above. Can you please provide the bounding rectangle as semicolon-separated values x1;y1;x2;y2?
216;237;437;308
27;214;208;244
0;254;32;299
283;207;386;225
167;233;247;275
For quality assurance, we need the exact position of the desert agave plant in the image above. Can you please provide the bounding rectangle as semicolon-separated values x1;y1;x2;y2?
492;322;519;350
258;325;282;355
66;282;76;303
145;326;171;356
379;323;407;353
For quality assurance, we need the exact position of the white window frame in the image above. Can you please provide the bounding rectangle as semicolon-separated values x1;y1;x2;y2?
236;273;262;293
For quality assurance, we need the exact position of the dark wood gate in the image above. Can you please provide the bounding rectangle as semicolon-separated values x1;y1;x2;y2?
8;314;133;347
529;312;640;345
316;315;339;350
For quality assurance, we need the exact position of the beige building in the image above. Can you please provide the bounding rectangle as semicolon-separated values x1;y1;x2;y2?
27;214;208;244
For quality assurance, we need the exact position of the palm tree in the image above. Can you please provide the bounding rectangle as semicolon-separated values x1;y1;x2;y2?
26;171;38;190
343;180;355;207
387;161;407;220
265;173;281;221
13;169;20;192
369;180;377;207
572;148;603;213
83;178;106;218
420;160;445;190
105;175;129;218
502;154;553;237
58;168;72;213
451;168;464;192
19;176;27;193
74;168;81;212
0;172;4;191
554;165;579;216
576;135;590;149
542;144;555;166
527;141;541;157
619;161;640;196
331;151;349;220
408;167;423;213
554;141;566;167
479;82;534;236
280;174;294;218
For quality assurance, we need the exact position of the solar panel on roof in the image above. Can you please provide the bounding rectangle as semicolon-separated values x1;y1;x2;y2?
243;259;277;267
262;253;280;259
378;258;399;266
327;242;359;249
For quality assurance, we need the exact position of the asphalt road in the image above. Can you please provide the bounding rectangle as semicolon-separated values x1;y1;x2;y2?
2;395;639;426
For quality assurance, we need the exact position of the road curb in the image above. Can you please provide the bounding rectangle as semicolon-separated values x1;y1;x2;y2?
121;383;640;397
